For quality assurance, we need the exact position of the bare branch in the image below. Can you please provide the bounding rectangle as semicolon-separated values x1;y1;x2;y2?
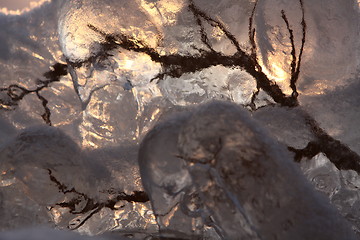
281;10;297;94
36;91;52;126
47;168;149;230
188;3;216;52
293;0;306;94
249;0;259;63
281;0;306;98
288;142;320;162
188;0;245;55
287;111;360;173
0;63;68;125
89;21;298;107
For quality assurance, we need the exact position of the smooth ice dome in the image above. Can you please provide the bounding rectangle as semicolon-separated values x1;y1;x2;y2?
139;101;357;240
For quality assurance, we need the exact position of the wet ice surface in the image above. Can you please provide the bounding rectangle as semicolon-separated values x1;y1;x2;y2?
0;0;359;239
0;126;157;236
139;101;357;239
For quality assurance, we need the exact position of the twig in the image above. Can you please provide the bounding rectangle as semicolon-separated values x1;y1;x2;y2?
281;0;306;98
281;10;297;95
189;2;216;52
188;0;244;54
249;0;260;68
0;63;67;125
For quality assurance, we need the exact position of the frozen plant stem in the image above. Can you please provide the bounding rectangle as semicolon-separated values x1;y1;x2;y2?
0;63;68;126
47;169;149;230
0;0;359;173
289;111;360;173
86;0;360;173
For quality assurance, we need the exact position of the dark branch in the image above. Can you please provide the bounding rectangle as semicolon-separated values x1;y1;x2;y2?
280;0;306;98
188;0;244;54
189;3;216;52
47;168;149;229
304;115;360;173
294;0;306;96
36;91;52;126
288;142;320;162
281;10;297;95
288;111;360;174
0;63;68;125
88;22;298;107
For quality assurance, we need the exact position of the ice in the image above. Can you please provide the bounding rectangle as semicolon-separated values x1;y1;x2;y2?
0;0;359;239
0;127;157;235
139;101;357;239
0;227;119;240
253;106;314;149
301;153;360;234
138;112;198;238
57;0;259;148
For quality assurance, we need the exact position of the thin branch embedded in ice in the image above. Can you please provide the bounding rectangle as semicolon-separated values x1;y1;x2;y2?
305;115;360;173
249;0;260;67
189;2;216;52
188;0;244;54
294;0;306;97
0;63;68;125
47;169;149;230
281;10;297;93
280;0;306;98
288;111;360;174
87;20;298;107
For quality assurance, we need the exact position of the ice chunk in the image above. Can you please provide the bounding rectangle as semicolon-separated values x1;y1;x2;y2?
138;112;199;238
0;126;88;205
0;227;112;240
139;101;357;240
300;153;360;235
0;127;158;236
0;0;359;238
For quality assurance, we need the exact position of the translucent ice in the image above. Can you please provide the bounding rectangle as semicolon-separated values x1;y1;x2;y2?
301;153;360;235
139;101;357;240
0;0;359;238
0;227;106;240
0;127;157;235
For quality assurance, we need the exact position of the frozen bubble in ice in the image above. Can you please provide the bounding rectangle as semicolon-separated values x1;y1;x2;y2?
58;0;162;108
139;101;358;240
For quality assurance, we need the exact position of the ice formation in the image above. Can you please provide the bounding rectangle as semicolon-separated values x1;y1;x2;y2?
0;0;359;239
0;227;107;240
139;101;357;239
0;126;156;236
